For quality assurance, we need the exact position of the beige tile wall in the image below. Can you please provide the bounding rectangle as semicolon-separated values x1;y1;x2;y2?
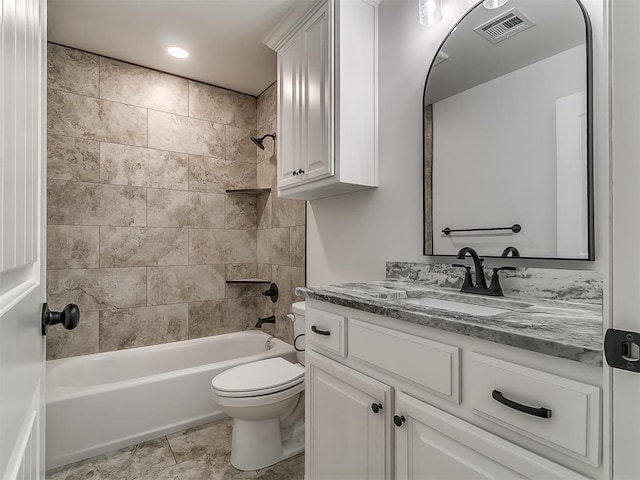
46;44;305;359
255;83;306;343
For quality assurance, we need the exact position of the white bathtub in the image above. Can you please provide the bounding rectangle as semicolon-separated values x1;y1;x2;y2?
46;330;297;470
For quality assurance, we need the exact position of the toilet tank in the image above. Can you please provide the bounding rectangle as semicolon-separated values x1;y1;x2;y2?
290;302;306;365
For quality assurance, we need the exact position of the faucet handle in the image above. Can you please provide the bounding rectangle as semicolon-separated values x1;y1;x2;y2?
488;266;516;296
452;264;474;288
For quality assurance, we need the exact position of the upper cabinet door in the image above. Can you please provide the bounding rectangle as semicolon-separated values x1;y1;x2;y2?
306;352;391;479
277;33;302;189
300;2;333;183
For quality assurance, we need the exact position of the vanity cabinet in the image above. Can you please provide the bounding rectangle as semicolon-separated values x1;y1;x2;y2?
304;299;603;479
265;0;378;200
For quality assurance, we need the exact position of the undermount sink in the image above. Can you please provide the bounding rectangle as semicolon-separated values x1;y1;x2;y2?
399;297;510;317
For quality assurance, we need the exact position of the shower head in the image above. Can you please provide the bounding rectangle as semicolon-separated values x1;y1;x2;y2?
250;133;276;150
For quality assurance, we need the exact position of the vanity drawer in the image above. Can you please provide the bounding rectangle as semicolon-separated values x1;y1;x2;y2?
306;306;347;357
348;319;460;403
468;353;600;466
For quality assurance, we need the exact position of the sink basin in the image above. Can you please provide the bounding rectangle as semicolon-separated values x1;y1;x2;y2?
399;297;510;317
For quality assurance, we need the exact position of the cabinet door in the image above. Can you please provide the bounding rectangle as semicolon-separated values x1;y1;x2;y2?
395;392;588;480
300;2;333;183
306;351;391;479
277;32;302;189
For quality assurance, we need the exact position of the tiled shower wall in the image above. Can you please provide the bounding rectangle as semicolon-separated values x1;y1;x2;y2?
255;83;306;343
46;43;305;360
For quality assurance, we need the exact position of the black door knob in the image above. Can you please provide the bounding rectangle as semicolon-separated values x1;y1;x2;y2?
393;415;406;427
42;303;80;336
371;403;383;414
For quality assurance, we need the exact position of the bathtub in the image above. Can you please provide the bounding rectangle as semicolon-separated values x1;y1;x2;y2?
45;330;297;470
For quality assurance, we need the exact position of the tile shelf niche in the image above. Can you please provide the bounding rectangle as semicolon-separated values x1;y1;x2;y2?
225;187;273;283
225;188;271;195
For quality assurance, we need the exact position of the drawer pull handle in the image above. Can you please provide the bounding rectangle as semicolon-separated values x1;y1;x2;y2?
311;326;331;336
492;390;552;419
371;403;383;414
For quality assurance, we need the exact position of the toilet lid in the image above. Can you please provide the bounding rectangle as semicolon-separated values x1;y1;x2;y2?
211;357;304;397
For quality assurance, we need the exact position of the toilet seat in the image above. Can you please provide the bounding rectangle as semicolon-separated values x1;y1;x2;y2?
211;357;304;398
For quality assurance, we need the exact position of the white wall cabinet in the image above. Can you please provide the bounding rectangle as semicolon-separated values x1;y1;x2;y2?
265;0;379;200
304;299;603;479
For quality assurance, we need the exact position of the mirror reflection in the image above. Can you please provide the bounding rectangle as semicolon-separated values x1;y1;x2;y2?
424;0;593;260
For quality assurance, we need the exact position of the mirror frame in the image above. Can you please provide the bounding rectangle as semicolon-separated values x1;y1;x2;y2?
422;0;595;261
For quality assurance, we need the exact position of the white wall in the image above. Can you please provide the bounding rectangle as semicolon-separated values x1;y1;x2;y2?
307;0;609;286
432;45;585;258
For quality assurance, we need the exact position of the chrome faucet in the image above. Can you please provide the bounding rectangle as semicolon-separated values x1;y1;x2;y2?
454;247;515;297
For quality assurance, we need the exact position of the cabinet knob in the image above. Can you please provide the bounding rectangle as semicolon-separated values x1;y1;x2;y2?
293;171;297;176
371;403;383;414
298;169;304;174
393;415;406;427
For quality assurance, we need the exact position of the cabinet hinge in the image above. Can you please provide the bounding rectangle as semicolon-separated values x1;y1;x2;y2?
604;329;640;373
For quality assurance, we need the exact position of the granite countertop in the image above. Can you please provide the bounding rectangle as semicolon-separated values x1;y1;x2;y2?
295;280;603;366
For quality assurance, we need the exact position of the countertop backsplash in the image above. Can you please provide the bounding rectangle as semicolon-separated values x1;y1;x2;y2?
386;262;603;305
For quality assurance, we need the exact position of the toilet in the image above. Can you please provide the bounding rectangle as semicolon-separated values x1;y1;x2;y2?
211;302;306;471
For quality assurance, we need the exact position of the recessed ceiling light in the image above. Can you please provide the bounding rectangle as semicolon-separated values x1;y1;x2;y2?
167;46;189;59
483;0;508;9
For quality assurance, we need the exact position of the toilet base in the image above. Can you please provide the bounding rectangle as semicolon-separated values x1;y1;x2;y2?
230;418;305;471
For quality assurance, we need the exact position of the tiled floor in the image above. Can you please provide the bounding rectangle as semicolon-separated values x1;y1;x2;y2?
46;419;304;480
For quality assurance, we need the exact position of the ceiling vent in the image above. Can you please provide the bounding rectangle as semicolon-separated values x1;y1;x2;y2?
474;8;535;44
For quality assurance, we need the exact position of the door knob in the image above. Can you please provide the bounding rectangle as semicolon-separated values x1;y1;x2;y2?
393;415;406;427
42;303;80;336
371;403;383;414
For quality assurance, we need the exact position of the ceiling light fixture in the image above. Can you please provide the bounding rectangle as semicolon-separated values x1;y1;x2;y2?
419;0;442;26
483;0;508;9
167;46;189;58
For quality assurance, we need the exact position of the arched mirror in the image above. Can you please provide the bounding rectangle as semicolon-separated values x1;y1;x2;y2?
423;0;593;260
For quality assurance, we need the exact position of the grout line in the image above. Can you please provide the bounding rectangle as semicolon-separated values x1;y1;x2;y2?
166;435;178;465
145;266;149;307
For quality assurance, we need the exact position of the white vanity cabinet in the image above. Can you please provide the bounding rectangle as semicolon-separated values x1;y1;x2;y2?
265;0;378;200
304;299;603;480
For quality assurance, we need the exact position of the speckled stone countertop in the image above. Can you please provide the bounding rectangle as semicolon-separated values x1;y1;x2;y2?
295;280;603;366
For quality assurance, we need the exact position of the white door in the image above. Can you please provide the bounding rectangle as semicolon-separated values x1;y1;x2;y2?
305;351;391;479
394;392;587;480
610;1;640;478
0;0;47;478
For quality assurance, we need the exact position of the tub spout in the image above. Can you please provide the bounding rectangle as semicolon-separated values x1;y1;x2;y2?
255;315;276;328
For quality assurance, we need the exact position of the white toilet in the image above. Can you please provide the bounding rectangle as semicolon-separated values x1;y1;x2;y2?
211;302;306;471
